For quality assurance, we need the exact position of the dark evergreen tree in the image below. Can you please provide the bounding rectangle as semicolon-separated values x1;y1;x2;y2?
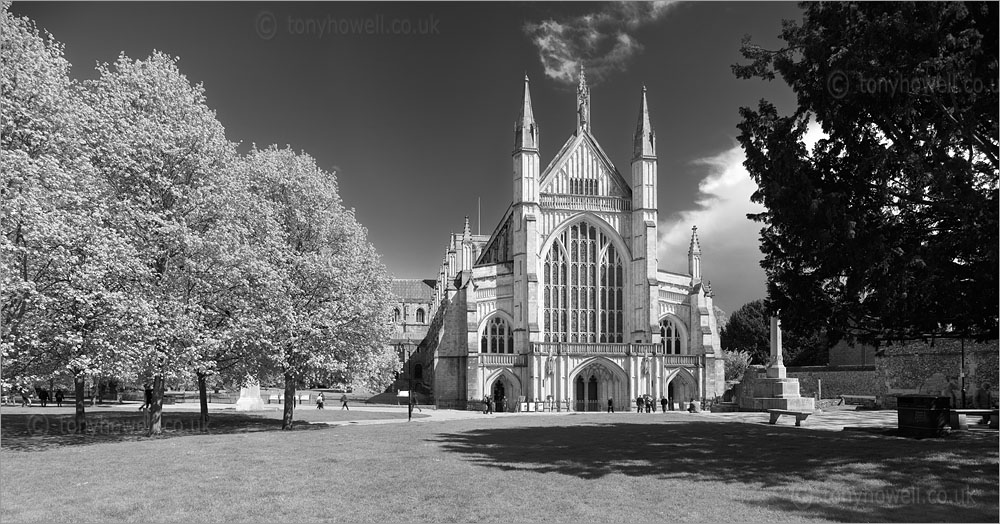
734;2;998;344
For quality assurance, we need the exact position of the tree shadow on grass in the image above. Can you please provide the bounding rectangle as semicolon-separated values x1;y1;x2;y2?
432;418;999;522
0;411;328;452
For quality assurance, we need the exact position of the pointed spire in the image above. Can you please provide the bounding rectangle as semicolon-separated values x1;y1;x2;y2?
633;85;655;159
462;215;471;240
688;226;702;283
576;64;590;132
704;280;714;297
514;74;538;152
688;226;701;255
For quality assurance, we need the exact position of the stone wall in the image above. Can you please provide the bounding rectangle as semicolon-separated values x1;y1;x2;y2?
875;338;998;409
828;340;877;367
785;366;879;399
432;289;470;405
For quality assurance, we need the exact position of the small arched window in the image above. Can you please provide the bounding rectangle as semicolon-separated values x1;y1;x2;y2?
480;316;513;354
393;308;401;323
660;317;684;355
416;308;425;324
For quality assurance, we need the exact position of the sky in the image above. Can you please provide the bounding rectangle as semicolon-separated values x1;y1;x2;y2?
11;1;804;315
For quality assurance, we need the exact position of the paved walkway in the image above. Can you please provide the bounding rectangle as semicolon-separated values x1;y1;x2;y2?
701;406;900;432
10;401;990;433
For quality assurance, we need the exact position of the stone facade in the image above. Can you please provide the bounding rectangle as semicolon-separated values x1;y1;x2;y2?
389;70;725;411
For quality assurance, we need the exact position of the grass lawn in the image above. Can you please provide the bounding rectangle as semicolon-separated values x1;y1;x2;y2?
1;411;997;522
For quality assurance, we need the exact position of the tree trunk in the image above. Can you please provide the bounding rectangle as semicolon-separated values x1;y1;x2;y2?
281;371;296;430
197;371;209;431
73;372;86;434
149;375;164;435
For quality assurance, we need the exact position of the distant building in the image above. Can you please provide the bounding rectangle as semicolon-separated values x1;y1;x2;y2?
390;69;725;411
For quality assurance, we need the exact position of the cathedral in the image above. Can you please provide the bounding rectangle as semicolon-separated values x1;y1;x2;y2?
390;70;724;412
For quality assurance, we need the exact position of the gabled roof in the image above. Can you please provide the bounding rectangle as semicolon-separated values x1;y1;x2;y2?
538;130;631;197
391;279;436;301
475;203;514;265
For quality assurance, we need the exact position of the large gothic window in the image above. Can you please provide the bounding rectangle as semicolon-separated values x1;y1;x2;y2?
393;308;401;324
543;221;625;343
416;308;425;324
480;316;513;354
660;317;684;354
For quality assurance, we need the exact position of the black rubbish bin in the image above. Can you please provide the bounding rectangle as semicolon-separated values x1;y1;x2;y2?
896;395;950;438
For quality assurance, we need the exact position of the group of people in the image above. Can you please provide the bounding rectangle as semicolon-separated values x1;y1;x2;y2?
314;393;352;410
5;386;65;407
634;395;673;413
632;395;700;413
481;395;505;414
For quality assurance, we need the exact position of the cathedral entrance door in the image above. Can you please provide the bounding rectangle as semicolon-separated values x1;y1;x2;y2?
574;376;585;411
493;381;506;413
588;376;598;411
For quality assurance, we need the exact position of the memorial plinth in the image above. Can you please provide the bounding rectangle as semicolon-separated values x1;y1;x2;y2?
750;316;815;412
235;375;266;412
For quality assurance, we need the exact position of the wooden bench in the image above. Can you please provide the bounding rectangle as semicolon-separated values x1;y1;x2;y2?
839;395;878;408
267;394;281;404
768;409;812;427
949;409;1000;430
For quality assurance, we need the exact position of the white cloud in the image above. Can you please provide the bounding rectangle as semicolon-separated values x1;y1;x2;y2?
523;1;680;85
658;121;827;314
657;142;766;316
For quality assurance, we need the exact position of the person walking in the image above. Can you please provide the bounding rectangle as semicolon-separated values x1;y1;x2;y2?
19;386;30;407
38;388;48;407
316;392;325;409
607;397;614;413
635;395;643;413
340;393;349;410
645;395;652;413
138;385;152;411
660;396;668;413
410;396;422;413
55;389;64;408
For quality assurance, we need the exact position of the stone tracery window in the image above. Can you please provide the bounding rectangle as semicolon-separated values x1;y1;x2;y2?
543;221;625;343
660;317;684;354
480;316;513;354
393;308;401;323
416;308;425;324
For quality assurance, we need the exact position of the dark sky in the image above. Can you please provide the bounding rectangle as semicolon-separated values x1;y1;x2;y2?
11;1;802;314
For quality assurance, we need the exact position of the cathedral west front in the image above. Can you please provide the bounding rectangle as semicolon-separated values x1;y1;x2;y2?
390;69;725;412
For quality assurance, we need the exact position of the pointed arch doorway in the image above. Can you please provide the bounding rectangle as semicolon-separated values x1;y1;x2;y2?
571;359;627;412
492;379;508;413
665;369;697;411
